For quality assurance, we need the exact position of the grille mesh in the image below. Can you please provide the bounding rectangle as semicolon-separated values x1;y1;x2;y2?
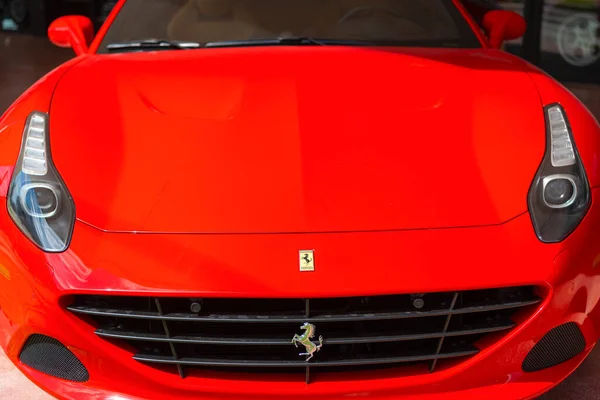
19;334;89;382
522;322;586;372
67;286;540;382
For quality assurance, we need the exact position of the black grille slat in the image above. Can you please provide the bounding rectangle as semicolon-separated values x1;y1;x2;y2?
96;321;516;346
154;298;185;378
67;298;540;323
305;299;310;384
96;330;292;345
452;300;540;314
133;348;480;367
429;292;459;372
67;286;540;380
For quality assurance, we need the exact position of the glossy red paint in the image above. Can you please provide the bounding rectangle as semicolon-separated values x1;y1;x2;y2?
482;10;527;49
48;16;94;56
0;192;599;400
49;47;546;234
1;2;600;400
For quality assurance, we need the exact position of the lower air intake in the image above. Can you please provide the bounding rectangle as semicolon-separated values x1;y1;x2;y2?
522;322;586;372
19;334;89;382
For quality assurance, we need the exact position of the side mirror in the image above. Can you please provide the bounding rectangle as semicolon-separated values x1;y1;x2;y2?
48;16;94;56
482;10;526;49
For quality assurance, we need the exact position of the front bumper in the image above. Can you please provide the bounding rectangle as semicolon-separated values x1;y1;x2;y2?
1;188;600;400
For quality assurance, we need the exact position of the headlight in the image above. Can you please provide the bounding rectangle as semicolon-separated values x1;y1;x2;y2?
7;112;75;252
528;104;590;243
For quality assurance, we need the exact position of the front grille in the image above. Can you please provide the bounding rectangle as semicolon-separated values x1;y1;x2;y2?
67;286;540;382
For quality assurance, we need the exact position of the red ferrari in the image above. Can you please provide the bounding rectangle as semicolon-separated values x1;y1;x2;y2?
1;0;600;399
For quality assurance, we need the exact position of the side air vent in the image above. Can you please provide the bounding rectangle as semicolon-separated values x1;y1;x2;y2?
19;334;89;382
522;322;586;372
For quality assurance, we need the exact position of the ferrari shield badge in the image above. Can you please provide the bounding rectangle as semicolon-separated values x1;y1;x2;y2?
291;322;323;361
299;250;315;272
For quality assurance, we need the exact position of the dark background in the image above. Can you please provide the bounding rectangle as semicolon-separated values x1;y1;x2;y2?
1;0;598;115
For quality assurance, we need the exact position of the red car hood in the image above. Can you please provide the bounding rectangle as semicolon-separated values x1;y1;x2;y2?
50;47;544;234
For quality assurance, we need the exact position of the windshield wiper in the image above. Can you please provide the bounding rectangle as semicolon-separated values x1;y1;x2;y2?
203;37;450;48
205;37;330;48
106;37;463;53
107;39;202;52
274;37;328;46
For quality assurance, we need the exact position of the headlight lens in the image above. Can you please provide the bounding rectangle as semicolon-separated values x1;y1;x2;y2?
7;112;75;252
528;104;590;243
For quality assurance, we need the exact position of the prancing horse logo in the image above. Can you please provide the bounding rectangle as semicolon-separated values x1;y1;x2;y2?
299;250;315;272
291;322;323;361
302;253;312;265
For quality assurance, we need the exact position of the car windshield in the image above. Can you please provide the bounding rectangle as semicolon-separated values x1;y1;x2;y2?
98;0;481;53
